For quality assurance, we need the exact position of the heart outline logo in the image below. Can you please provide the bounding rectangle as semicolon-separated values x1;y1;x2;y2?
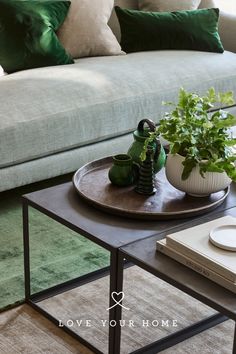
106;291;130;311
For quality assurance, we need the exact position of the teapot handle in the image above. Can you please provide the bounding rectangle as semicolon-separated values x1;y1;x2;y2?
137;119;156;133
137;118;162;161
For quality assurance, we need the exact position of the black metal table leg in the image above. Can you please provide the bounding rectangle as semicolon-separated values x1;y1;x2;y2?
108;249;119;354
113;251;125;354
233;323;236;354
23;200;30;300
108;251;127;354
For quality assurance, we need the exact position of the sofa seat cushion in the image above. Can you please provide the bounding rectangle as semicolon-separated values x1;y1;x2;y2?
1;50;236;168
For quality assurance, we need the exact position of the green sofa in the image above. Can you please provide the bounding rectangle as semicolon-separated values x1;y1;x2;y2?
0;0;236;191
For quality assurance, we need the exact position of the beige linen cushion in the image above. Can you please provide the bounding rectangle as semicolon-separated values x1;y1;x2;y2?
57;0;123;58
139;0;201;11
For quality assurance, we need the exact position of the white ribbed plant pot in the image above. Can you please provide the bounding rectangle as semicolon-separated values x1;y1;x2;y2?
165;154;232;197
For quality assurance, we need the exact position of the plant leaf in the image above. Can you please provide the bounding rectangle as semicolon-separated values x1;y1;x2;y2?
181;158;197;180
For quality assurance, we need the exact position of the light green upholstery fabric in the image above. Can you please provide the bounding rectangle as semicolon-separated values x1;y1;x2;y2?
218;12;236;53
0;134;133;191
1;51;236;171
1;118;236;192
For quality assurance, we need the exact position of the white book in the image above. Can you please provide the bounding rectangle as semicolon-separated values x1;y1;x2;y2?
156;239;236;294
166;216;236;282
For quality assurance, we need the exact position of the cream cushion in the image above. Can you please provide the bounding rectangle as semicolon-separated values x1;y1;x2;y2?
139;0;201;11
57;0;123;58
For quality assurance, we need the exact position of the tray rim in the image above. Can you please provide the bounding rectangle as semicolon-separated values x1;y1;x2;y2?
73;156;230;219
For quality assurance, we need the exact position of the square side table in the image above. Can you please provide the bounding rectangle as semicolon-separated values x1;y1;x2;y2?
116;208;236;354
22;182;191;353
22;182;236;354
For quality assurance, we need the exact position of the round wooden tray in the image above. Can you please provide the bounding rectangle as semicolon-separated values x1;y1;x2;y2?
73;157;229;220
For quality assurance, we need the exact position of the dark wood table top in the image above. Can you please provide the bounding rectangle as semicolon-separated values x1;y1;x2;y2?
22;181;236;251
120;207;236;319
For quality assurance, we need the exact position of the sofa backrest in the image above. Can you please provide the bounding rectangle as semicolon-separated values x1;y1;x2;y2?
109;0;215;40
109;0;138;40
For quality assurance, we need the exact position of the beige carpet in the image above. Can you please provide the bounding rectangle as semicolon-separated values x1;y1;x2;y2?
0;305;92;354
0;266;234;354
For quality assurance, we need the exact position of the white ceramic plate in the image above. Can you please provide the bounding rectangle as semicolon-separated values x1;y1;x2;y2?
209;225;236;251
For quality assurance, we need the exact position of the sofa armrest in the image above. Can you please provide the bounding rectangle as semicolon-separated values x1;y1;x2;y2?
218;11;236;53
199;1;236;53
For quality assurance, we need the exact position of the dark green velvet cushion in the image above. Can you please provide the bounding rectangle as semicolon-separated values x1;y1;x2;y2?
115;6;224;54
0;0;74;73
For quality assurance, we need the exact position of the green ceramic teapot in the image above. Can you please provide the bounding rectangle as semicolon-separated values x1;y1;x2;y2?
127;119;166;173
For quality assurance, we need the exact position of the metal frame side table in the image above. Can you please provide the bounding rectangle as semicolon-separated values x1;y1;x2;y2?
115;207;236;354
22;196;117;354
22;182;236;354
21;182;194;354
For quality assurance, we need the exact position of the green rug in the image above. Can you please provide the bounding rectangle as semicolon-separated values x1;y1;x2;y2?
0;174;109;311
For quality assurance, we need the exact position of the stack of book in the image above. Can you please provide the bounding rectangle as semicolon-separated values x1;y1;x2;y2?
156;215;236;293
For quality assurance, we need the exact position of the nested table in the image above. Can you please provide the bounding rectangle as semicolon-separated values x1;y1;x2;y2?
117;207;236;354
22;181;236;354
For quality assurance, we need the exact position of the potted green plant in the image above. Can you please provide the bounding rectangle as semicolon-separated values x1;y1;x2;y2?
141;88;236;196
